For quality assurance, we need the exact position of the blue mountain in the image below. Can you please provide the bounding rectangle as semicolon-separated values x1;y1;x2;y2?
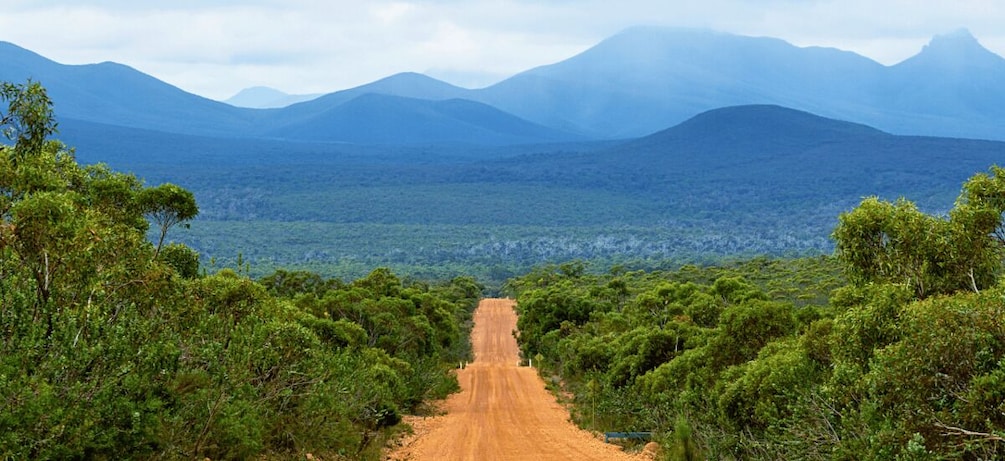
472;27;886;138
224;86;322;108
0;43;571;145
261;72;471;129
0;41;256;137
495;105;1005;223
876;29;1005;139
477;27;1005;140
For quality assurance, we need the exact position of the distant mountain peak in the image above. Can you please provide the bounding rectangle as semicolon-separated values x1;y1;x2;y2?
929;28;979;46
590;26;742;55
908;28;1003;67
225;86;321;108
0;40;31;52
227;86;288;100
375;71;441;83
363;72;466;95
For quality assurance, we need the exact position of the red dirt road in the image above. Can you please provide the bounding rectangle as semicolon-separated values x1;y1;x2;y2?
387;298;643;461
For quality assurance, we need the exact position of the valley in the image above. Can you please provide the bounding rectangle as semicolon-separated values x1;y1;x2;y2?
4;19;1005;459
58;105;1005;284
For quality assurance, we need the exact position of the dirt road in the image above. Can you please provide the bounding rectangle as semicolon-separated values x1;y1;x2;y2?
387;298;642;461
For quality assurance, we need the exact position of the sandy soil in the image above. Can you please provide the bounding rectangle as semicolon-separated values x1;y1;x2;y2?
386;298;647;461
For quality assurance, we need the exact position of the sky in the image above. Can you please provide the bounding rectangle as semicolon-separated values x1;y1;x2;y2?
3;0;1005;101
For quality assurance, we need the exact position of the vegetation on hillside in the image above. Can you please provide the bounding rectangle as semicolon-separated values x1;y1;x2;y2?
61;104;1005;286
0;81;481;460
506;167;1005;459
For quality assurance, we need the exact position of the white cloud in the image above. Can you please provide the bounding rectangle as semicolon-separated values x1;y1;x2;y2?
2;0;1004;99
372;2;418;25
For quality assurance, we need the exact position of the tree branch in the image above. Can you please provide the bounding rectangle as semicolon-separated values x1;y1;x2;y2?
935;422;1005;443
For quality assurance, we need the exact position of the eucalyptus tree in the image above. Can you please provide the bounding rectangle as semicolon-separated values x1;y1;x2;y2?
833;166;1005;298
138;182;198;256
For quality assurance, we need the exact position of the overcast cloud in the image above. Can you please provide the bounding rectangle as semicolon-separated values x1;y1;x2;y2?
3;0;1004;100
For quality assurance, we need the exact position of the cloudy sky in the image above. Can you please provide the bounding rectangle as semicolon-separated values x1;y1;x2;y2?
4;0;1004;100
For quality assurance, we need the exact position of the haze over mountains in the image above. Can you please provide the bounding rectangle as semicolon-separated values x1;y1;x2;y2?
3;26;1005;144
474;27;1005;140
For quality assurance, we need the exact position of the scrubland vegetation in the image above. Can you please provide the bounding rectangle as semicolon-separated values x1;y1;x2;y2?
0;82;480;460
5;80;1005;460
507;164;1005;459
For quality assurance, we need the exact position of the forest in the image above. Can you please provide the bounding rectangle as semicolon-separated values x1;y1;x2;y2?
4;80;1005;460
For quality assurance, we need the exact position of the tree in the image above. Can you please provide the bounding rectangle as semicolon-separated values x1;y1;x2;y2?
138;183;198;256
159;242;200;278
1;81;73;222
949;165;1005;289
83;163;148;231
832;197;941;296
833;166;1005;298
0;80;56;157
958;165;1005;246
1;81;85;309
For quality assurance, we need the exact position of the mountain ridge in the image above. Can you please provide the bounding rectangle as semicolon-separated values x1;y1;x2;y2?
4;27;1005;143
0;41;570;145
263;93;583;145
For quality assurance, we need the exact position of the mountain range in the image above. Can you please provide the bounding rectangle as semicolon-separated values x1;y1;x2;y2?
3;26;1005;144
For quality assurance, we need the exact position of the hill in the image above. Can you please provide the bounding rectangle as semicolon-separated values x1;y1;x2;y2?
482;105;1004;227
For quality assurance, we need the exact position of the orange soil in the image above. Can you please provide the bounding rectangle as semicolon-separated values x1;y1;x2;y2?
387;298;646;461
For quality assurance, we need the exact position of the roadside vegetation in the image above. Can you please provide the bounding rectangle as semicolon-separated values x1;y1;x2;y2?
0;82;480;460
507;165;1005;459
